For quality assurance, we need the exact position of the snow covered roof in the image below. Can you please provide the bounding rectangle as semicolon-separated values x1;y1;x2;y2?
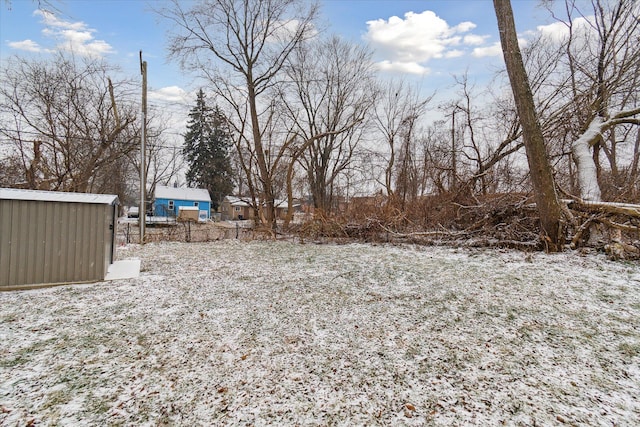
0;187;118;205
224;196;300;208
275;199;300;208
154;185;211;202
225;196;252;207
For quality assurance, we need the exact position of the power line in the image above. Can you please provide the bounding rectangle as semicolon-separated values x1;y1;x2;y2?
0;127;184;148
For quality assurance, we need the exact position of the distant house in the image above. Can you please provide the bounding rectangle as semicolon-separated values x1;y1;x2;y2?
153;185;211;220
220;196;300;221
220;196;253;220
274;199;301;220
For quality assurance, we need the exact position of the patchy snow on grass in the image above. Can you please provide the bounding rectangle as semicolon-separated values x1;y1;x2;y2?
1;241;639;425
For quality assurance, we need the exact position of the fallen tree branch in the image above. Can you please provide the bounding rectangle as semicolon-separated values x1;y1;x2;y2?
565;199;640;218
597;217;640;233
377;223;477;238
570;214;599;249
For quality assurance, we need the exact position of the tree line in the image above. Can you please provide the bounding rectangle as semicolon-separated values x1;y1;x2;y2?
0;53;185;207
1;0;639;252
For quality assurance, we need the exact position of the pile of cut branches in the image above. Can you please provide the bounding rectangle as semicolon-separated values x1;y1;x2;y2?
564;198;640;260
292;193;640;258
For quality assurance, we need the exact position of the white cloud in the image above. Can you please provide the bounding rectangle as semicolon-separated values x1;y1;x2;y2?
35;9;86;31
269;19;318;42
517;37;529;49
32;9;115;57
472;42;503;58
463;34;489;46
364;10;487;74
8;39;42;52
536;16;594;44
455;21;477;33
445;49;464;59
365;11;469;62
536;21;570;43
149;86;191;104
471;37;528;58
374;60;430;75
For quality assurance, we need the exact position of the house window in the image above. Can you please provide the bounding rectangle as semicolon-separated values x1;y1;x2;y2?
234;206;241;212
194;201;199;207
168;200;174;211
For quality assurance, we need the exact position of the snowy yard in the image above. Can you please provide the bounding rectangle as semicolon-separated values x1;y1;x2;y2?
1;241;639;425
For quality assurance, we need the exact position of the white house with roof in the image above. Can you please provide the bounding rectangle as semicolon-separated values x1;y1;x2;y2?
153;185;211;221
220;196;252;220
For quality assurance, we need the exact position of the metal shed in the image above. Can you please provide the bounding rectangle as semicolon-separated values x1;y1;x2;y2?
0;188;119;290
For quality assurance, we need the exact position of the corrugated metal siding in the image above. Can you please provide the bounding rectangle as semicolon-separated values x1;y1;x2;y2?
0;199;112;289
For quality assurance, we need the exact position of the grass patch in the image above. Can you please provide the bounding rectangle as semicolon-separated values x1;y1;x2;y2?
618;342;640;358
0;337;58;367
42;389;71;409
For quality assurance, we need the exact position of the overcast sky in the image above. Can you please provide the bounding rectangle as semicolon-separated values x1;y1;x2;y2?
0;0;569;132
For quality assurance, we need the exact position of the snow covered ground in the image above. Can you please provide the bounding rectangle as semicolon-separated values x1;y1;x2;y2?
1;241;639;425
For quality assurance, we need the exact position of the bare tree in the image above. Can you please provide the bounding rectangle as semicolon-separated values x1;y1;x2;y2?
393;113;422;207
0;156;24;188
3;0;58;11
283;35;376;215
418;121;455;195
372;79;431;199
160;0;319;230
494;0;565;251
0;53;139;201
444;73;526;195
124;119;184;210
541;0;640;202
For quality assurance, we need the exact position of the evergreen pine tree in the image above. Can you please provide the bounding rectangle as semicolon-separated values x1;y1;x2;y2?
183;89;234;211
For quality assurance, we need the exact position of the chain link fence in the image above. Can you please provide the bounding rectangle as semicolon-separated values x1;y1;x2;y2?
117;220;256;245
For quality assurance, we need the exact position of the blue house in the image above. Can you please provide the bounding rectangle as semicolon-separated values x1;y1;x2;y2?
153;185;212;221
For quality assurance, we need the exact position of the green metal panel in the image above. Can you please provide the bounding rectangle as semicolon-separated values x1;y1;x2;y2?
49;201;63;284
10;201;26;286
22;201;33;286
33;202;46;285
42;201;54;284
67;204;78;277
0;201;12;286
25;201;39;286
88;205;98;277
75;203;86;279
88;204;98;279
76;205;94;280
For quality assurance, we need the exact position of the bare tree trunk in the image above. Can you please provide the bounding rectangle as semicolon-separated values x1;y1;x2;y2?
284;155;298;229
571;117;603;201
630;130;640;198
247;82;277;231
494;0;565;251
385;141;395;197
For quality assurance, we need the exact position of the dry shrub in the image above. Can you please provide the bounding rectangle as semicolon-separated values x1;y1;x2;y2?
298;210;348;240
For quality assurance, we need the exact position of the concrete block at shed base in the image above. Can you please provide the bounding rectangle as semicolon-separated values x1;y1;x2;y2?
105;259;141;281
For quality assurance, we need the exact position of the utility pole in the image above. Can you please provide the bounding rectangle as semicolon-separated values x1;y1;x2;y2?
450;105;464;191
139;51;147;244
